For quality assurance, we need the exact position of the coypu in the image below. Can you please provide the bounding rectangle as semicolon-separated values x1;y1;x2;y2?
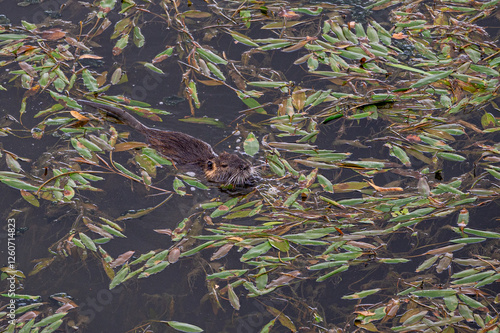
78;99;256;186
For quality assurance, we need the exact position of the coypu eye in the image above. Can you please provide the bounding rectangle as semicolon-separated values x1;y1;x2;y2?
221;163;228;168
207;161;214;170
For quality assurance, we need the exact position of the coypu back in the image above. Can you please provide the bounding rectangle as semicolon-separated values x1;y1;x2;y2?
78;100;216;165
145;128;216;165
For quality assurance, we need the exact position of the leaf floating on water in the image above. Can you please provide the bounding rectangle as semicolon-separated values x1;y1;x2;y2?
410;70;454;89
261;21;302;29
317;174;333;193
417;177;430;197
230;31;259;47
143;62;164;74
366;180;403;192
210;243;234;261
197;47;227;65
168;247;181;264
416;255;439;272
241;241;272;262
412;289;457;298
178;117;225;127
152;47;174;63
32;313;67;328
20;189;39;207
161;321;203;333
266;270;300;288
227;284;240;310
331;181;367;192
109;265;130;290
114;142;149;152
243;132;259;156
206;269;248;280
110;251;135;268
5;154;22;173
435;253;453;273
342;288;381;300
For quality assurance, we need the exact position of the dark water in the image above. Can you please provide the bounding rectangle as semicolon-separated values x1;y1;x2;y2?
1;1;499;332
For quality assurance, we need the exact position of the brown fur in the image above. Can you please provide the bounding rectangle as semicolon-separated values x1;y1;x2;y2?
78;100;256;186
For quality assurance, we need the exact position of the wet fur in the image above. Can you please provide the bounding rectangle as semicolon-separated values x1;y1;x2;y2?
78;100;255;186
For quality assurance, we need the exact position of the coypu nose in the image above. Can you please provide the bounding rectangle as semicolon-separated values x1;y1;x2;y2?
244;174;260;186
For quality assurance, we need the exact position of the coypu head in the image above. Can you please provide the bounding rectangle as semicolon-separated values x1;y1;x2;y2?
203;152;257;186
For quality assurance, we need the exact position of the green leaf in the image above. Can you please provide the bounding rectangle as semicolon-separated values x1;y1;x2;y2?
173;177;186;196
180;241;216;257
241;241;272;261
437;152;466;162
197;48;227;65
231;32;259;47
227;284;240;310
82;69;99;92
317;174;333;192
114;34;129;54
19;318;35;333
316;265;349;282
140;261;169;277
0;178;39;191
71;137;93;159
133;26;145;48
342;288;381;299
33;313;67;328
40;319;63;332
163;321;204;332
462;228;500;238
248;81;288;88
0;34;28;40
79;232;97;251
389;145;411;167
452;271;495;285
412;289;457;297
458;294;485;309
206;269;248;280
143;62;165;74
269;238;290;252
206;62;225;80
243;132;259;156
410;70;454;89
109;265;130;289
470;64;499;76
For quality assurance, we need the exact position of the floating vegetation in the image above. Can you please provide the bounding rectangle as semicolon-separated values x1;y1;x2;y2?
0;0;499;332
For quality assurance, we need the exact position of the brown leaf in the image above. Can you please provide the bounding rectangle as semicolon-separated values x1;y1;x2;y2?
41;28;66;40
17;311;39;322
210;243;234;261
266;270;301;288
392;32;408;39
18;61;36;76
56;302;78;313
70;110;90;121
366;180;403;192
425;244;465;255
85;223;114;239
384;298;400;318
168;248;181;264
154;228;172;235
110;251;135;268
114;141;149;152
78;54;103;60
